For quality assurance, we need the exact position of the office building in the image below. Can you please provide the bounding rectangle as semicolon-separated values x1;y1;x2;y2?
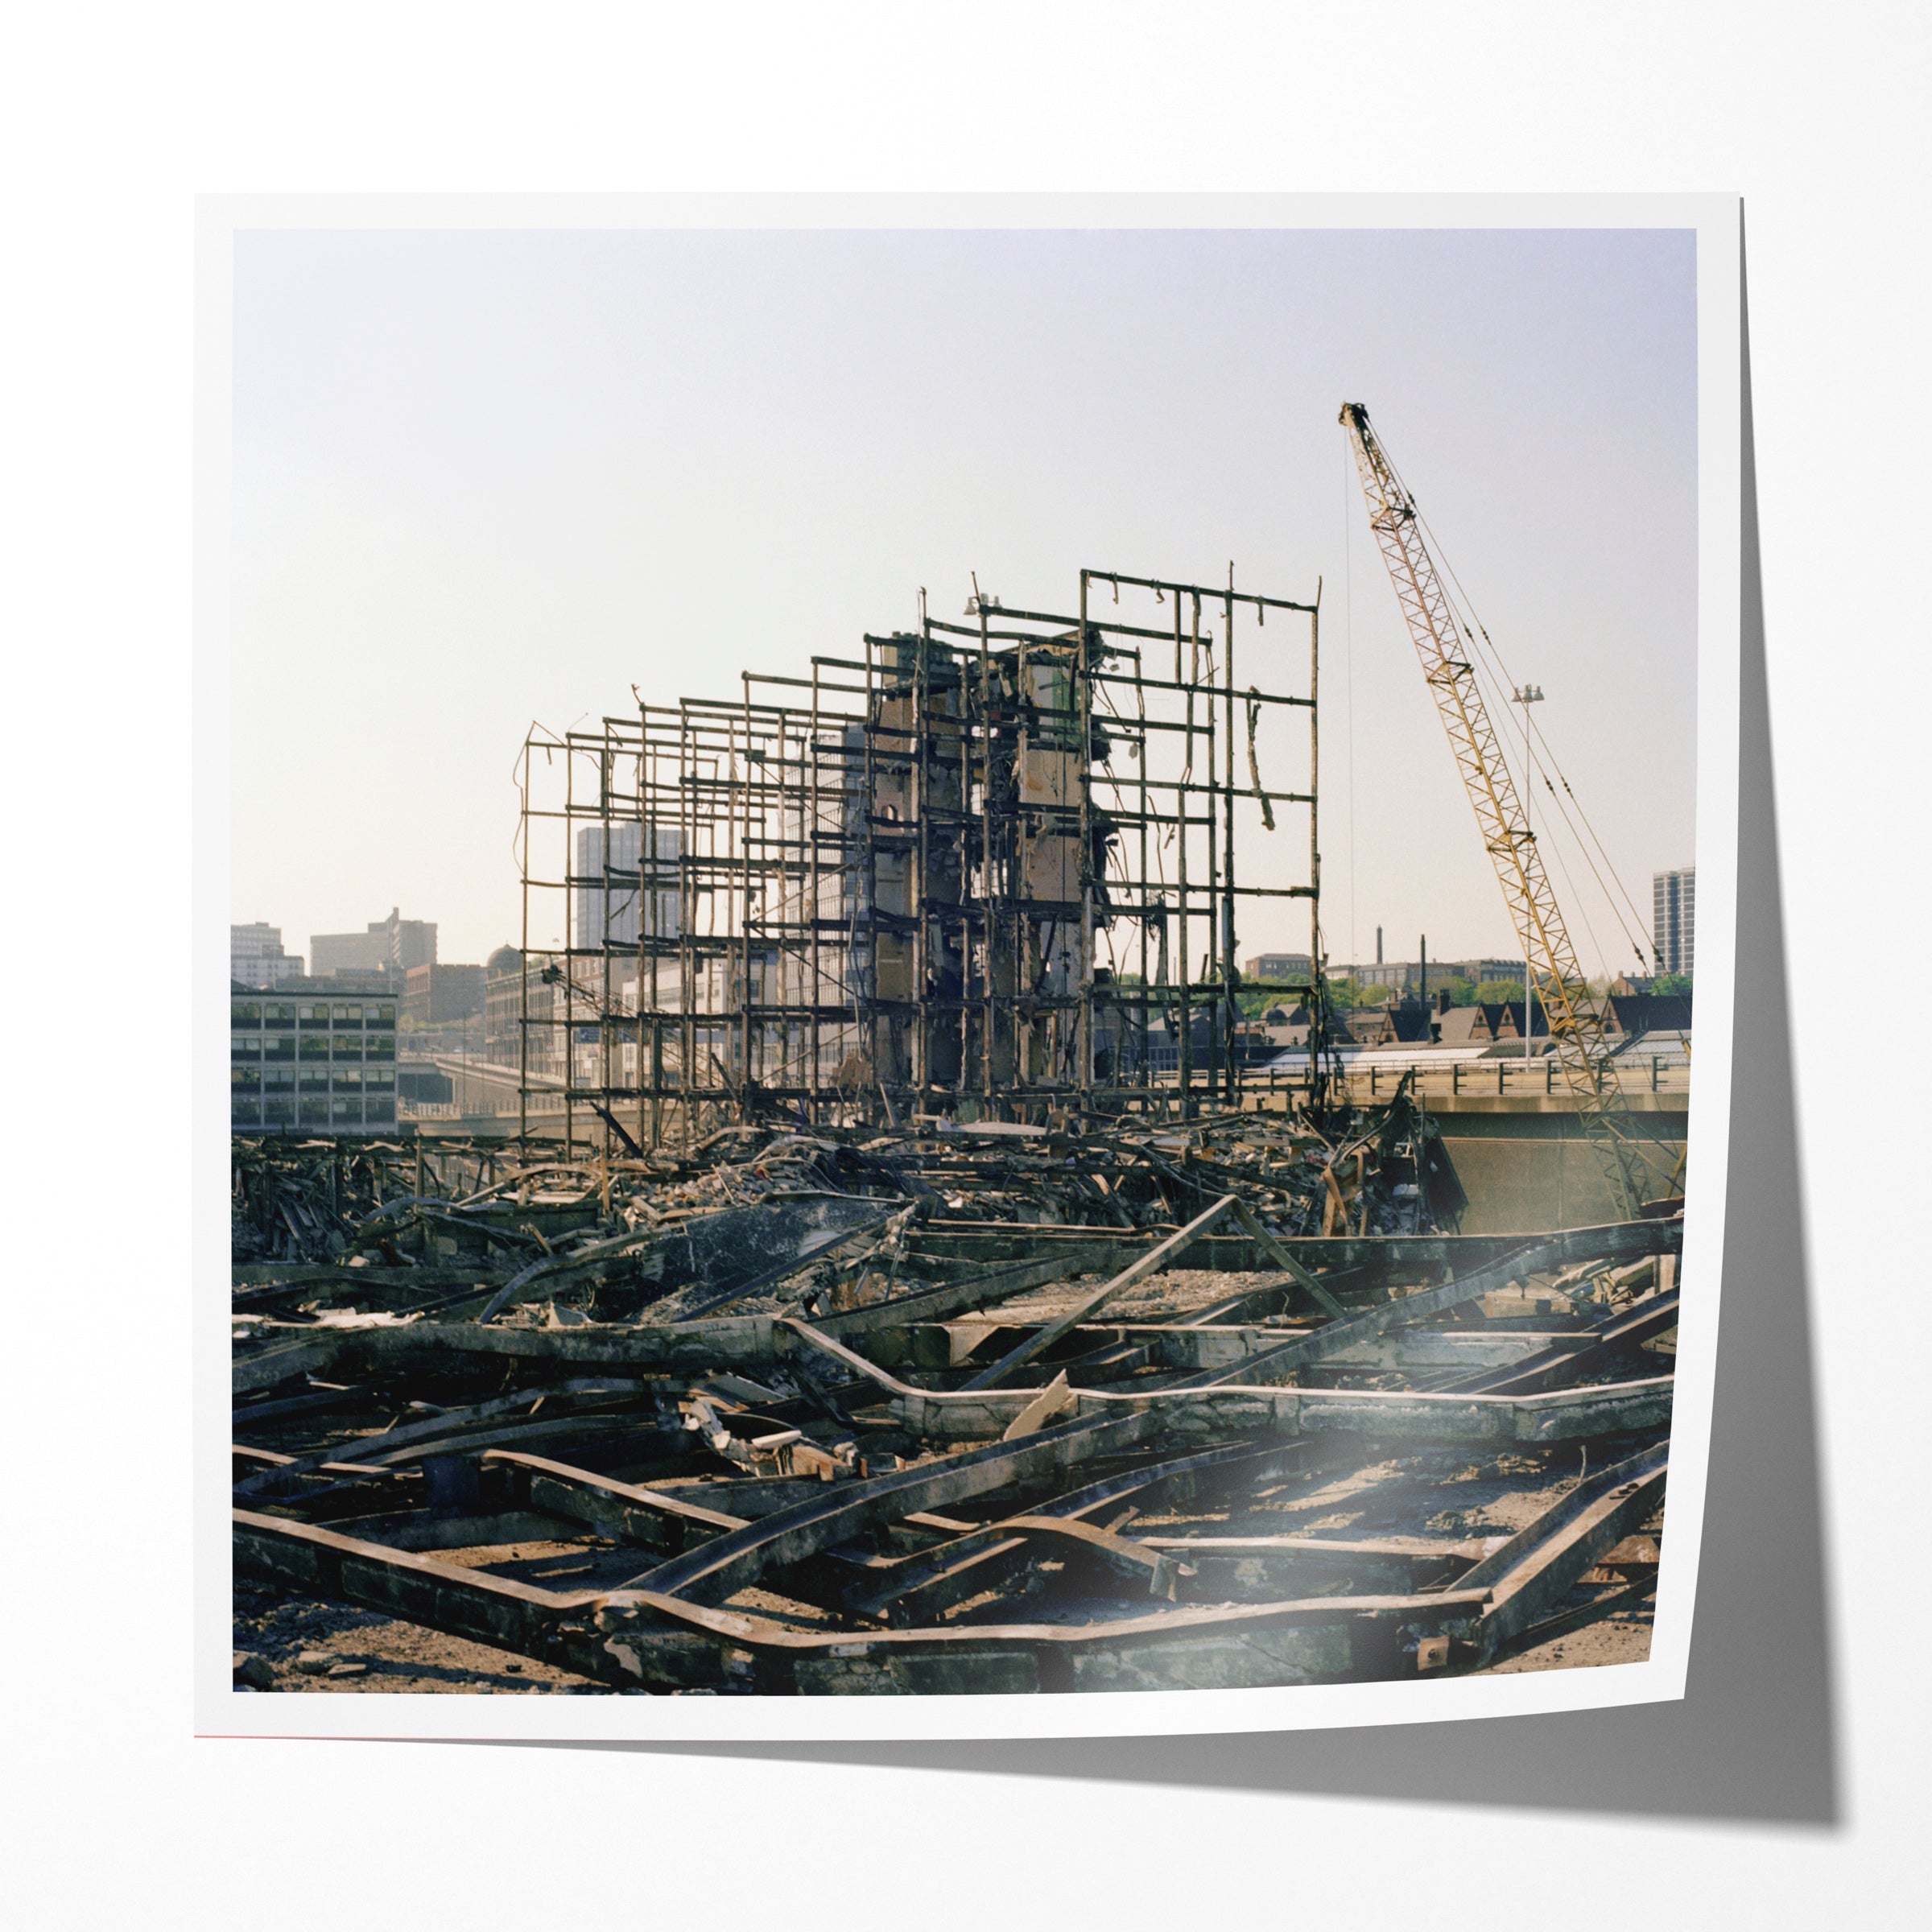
230;922;303;988
230;979;398;1133
574;824;683;950
403;961;485;1025
311;907;437;978
1653;867;1695;976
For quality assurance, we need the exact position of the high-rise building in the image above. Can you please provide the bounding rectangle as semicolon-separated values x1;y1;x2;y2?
230;922;303;988
1653;867;1695;976
574;824;683;949
311;907;437;978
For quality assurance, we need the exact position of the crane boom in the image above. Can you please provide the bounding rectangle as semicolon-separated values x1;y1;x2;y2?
1339;402;1660;1219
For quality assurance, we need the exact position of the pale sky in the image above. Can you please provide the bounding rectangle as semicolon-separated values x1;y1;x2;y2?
230;224;1696;977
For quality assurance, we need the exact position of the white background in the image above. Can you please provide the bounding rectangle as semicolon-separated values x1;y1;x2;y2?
5;5;1925;1926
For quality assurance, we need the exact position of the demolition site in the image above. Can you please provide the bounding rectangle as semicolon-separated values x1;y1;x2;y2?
231;410;1690;1699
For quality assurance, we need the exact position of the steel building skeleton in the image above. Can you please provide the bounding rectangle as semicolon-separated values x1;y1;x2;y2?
514;568;1324;1152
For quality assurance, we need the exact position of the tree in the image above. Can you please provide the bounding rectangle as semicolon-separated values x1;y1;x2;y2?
1474;978;1528;1005
1653;972;1693;997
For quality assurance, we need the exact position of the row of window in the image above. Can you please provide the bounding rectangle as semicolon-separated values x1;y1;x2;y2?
230;1001;398;1030
232;1034;395;1061
232;1097;398;1128
233;1068;396;1092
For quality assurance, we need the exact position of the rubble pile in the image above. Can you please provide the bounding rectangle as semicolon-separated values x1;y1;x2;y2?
233;1080;1464;1276
231;1097;1678;1698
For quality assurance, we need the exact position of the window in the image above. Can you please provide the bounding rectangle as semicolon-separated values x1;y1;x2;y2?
365;1070;394;1092
298;1004;326;1028
231;1035;261;1060
299;1068;328;1092
365;1098;395;1125
370;1003;396;1028
263;1070;295;1095
262;1034;295;1063
262;1098;295;1125
333;1004;361;1025
332;1067;361;1089
231;1067;262;1094
299;1099;331;1126
365;1033;393;1061
299;1034;328;1060
332;1097;361;1123
332;1034;363;1061
230;1001;262;1027
264;1002;295;1029
231;1098;262;1126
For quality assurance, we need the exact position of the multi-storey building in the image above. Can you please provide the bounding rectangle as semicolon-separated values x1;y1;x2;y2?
311;907;437;978
481;946;570;1080
402;960;485;1025
574;823;683;950
230;978;398;1133
1653;867;1695;976
1242;952;1313;985
230;922;303;988
483;946;525;1067
1339;960;1414;993
1325;956;1523;996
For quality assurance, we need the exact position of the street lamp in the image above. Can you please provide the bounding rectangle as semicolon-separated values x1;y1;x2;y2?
1513;683;1545;1063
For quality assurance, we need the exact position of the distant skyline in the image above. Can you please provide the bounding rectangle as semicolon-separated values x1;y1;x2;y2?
231;223;1696;975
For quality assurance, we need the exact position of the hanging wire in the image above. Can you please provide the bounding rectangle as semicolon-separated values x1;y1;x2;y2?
1344;438;1358;976
1537;795;1613;992
1371;440;1657;977
1451;613;1652;971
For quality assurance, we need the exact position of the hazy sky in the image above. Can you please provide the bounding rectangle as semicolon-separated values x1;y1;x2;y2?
230;224;1696;976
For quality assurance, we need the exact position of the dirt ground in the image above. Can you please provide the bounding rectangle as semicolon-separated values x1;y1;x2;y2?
232;1578;609;1694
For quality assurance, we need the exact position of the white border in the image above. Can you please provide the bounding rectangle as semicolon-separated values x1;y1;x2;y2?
197;191;1740;1744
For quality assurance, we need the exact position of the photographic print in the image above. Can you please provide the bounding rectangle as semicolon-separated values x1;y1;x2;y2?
208;198;1737;1737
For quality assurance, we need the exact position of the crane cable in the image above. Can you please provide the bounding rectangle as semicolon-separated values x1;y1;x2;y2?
1385;454;1656;966
1372;439;1657;975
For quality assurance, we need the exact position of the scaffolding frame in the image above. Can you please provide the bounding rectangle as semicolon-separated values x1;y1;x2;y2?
514;567;1325;1151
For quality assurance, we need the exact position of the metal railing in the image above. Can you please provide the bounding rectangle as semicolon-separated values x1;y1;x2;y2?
1233;1051;1690;1103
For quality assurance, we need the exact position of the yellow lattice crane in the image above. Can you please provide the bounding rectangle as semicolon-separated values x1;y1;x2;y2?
1340;402;1666;1220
